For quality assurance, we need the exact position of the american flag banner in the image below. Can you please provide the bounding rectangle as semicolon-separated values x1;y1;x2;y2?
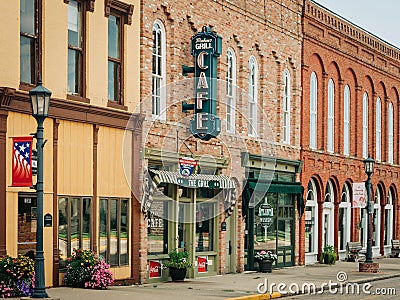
12;136;33;187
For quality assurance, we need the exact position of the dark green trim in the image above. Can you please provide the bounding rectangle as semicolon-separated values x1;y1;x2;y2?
248;182;304;194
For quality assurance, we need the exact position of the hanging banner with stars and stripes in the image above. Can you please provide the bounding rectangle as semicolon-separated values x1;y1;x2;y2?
12;137;33;187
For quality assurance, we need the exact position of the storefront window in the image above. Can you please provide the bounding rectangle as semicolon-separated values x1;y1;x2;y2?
196;202;214;252
339;183;351;252
305;179;317;254
99;198;129;266
18;194;37;257
148;200;168;255
254;194;277;252
384;190;393;246
372;189;381;247
58;196;91;268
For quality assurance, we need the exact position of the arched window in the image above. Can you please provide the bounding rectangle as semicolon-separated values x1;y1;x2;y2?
372;188;381;251
385;189;394;249
283;69;291;144
152;20;166;120
323;180;335;247
343;85;350;155
338;183;351;257
305;179;319;264
248;57;258;136
363;92;369;158
310;72;318;149
226;49;236;133
376;98;382;161
388;103;394;164
327;79;335;152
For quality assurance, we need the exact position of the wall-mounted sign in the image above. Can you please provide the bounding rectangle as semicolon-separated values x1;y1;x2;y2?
44;213;52;227
189;27;222;141
259;199;273;227
149;260;162;278
197;256;208;273
179;157;197;176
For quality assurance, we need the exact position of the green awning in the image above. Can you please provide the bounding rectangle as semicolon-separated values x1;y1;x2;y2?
248;181;304;194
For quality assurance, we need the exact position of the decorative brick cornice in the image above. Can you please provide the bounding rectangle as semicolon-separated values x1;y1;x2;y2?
105;0;134;25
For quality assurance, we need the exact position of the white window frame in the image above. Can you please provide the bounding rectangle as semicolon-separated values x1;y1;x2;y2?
376;98;382;162
282;69;291;144
385;190;394;247
372;188;381;255
343;85;350;156
388;102;394;164
226;48;236;133
338;183;351;255
305;179;319;262
248;56;258;136
363;92;369;158
310;72;318;149
327;79;335;152
152;20;166;120
323;180;335;248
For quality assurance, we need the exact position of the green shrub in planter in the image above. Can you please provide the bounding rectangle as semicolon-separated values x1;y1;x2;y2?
319;245;337;265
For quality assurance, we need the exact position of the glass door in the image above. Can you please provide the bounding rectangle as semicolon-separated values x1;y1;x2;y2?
276;194;294;267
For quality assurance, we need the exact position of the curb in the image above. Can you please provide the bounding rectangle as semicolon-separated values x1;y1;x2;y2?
225;292;281;300
225;273;400;300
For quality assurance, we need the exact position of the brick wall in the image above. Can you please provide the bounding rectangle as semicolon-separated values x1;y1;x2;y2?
301;0;400;263
140;0;303;279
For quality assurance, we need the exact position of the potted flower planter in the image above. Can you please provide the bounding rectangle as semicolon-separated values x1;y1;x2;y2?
258;260;273;273
168;267;187;281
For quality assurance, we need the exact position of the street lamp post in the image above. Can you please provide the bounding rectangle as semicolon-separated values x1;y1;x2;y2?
363;155;375;264
29;79;51;298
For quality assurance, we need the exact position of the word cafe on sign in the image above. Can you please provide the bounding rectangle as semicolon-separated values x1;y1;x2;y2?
189;27;222;141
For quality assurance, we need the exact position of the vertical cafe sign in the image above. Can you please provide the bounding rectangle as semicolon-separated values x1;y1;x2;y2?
190;27;222;141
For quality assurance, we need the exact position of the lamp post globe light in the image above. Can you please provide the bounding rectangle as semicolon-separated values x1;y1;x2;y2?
29;79;51;298
363;155;375;264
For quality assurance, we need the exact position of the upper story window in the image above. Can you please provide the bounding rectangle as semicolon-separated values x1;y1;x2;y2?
362;92;369;158
20;0;40;85
105;0;134;106
388;102;394;164
108;15;122;103
327;79;335;152
152;20;166;120
376;97;382;162
282;69;291;144
343;85;350;156
248;56;258;136
310;72;317;149
68;0;84;96
226;48;236;133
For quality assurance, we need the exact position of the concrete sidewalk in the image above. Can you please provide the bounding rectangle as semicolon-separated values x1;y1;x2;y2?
37;257;400;300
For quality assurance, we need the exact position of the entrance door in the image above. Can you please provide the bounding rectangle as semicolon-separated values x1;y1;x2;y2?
225;211;236;273
276;194;294;267
18;193;37;257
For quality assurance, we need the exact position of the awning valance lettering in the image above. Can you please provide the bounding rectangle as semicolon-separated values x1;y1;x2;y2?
150;170;235;189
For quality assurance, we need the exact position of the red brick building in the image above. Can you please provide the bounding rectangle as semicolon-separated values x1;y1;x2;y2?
301;0;400;265
138;0;304;282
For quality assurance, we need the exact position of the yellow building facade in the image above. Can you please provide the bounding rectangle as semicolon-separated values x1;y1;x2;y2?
0;0;143;286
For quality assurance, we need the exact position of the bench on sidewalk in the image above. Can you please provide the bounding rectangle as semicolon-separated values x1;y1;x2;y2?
346;242;363;262
391;239;400;257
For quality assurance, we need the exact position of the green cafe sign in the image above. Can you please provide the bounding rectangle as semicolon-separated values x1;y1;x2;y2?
189;27;222;141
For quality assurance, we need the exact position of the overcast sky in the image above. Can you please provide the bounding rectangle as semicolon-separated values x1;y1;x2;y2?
314;0;400;48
